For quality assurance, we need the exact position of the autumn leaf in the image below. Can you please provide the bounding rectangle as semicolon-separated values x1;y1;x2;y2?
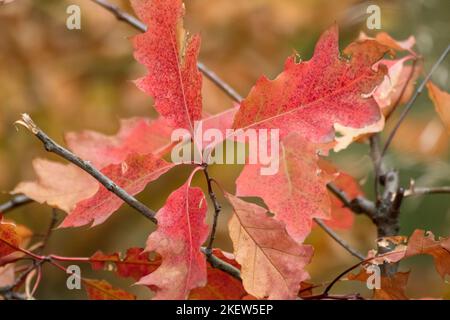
402;230;450;279
189;249;247;300
0;216;20;259
84;279;136;300
348;269;410;300
233;24;389;151
369;230;450;280
317;160;363;230
12;159;98;213
226;193;313;299
90;247;161;281
138;181;209;299
358;31;416;54
428;81;450;134
60;153;174;228
374;56;421;118
0;222;33;267
236;134;332;242
65;117;172;168
131;0;202;132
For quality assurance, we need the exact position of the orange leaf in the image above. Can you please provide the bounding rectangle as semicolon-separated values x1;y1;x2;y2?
0;215;21;259
428;81;450;134
348;269;410;300
84;279;135;300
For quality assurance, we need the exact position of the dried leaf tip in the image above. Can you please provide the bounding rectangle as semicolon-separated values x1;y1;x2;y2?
15;113;39;134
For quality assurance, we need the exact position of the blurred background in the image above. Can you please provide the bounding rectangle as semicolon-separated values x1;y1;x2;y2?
0;0;449;299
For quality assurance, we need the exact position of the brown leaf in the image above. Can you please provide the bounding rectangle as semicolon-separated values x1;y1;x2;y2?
226;193;313;299
348;269;410;300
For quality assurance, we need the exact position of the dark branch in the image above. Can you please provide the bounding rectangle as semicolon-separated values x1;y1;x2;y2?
91;0;243;103
369;135;385;200
16;114;158;224
326;182;376;216
313;218;365;260
203;166;222;254
0;194;32;214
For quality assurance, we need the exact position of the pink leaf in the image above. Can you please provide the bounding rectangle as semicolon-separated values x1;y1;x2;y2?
131;0;202;132
233;24;389;151
236;134;332;242
138;179;209;299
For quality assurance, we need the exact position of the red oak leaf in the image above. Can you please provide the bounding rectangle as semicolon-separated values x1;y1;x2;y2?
84;279;136;300
236;134;332;242
65;117;172;168
90;247;161;281
226;194;313;300
232;24;389;151
0;216;20;258
189;249;247;300
428;81;450;134
131;0;202;132
60;153;174;228
138;180;209;299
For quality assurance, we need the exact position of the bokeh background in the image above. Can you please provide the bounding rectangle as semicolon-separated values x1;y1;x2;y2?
0;0;449;299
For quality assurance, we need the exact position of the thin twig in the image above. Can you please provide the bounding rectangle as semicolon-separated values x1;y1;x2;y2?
382;44;450;157
91;0;243;103
38;208;58;254
313;218;365;260
0;194;32;214
404;186;450;197
16;114;158;224
203;166;222;254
